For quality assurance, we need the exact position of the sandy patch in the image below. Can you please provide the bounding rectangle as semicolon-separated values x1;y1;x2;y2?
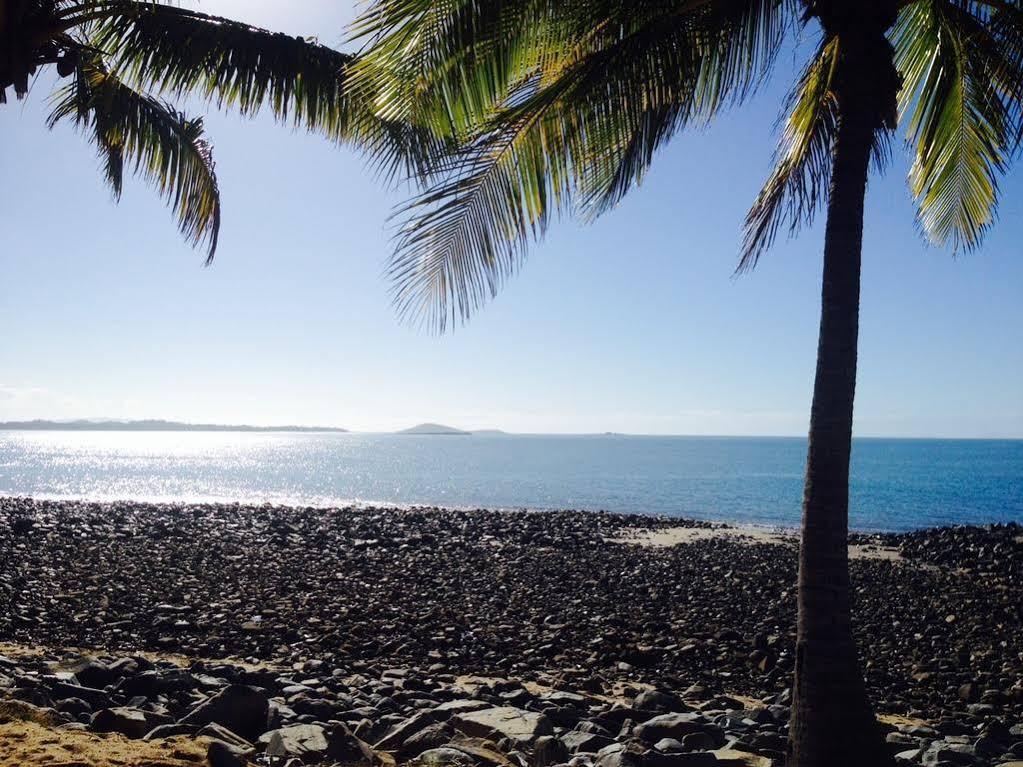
0;703;212;767
607;526;793;548
712;749;774;767
848;543;904;562
0;643;276;674
607;526;904;562
878;712;931;728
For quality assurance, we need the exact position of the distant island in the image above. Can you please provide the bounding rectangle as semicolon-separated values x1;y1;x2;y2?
0;419;348;433
396;423;471;435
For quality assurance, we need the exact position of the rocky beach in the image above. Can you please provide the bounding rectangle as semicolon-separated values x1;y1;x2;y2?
0;497;1021;766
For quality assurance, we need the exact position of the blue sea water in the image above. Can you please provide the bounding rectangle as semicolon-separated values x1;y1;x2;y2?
0;431;1019;532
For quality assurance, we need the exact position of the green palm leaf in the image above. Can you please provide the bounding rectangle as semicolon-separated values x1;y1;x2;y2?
48;55;221;261
895;0;1013;251
361;0;797;331
741;37;840;270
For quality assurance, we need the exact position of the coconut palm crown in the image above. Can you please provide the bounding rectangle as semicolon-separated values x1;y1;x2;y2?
349;0;1022;330
1;0;355;260
348;0;1023;764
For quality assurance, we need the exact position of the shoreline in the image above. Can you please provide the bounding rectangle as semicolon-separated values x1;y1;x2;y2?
1;496;1021;766
1;491;1016;535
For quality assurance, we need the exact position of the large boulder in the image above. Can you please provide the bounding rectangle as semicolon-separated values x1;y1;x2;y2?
50;681;111;711
562;729;615;753
533;735;570;767
396;722;456;760
207;740;249;767
375;710;443;752
90;707;172;739
178;684;269;742
199;721;256;756
258;722;381;765
258;724;331;762
633;713;707;744
633;690;687;715
451;706;553;746
71;660;117;689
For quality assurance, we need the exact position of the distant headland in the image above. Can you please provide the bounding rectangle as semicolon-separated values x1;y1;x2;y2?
0;419;348;433
396;423;471;435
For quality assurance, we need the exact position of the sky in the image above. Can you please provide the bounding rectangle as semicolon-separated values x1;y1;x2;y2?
0;2;1021;438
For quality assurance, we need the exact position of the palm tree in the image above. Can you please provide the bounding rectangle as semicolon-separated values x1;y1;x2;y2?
1;0;355;260
348;0;1023;763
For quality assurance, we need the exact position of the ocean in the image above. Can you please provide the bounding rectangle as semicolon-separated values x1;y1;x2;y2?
0;431;1019;532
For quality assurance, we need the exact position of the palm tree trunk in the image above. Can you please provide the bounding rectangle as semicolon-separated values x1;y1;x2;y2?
787;38;895;767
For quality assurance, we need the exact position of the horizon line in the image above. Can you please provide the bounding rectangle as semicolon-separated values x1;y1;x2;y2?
0;418;1019;441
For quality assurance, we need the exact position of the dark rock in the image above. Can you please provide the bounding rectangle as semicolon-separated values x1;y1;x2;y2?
595;747;643;767
207;740;249;767
634;691;687;715
534;735;570;767
417;747;477;766
643;753;717;767
179;684;269;742
376;710;443;752
71;660;116;689
633;714;707;744
258;724;331;761
562;730;615;753
90;707;173;739
399;722;456;759
50;681;111;710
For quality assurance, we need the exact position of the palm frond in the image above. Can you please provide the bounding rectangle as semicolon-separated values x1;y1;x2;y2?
895;0;1011;251
362;0;798;331
84;1;354;137
48;55;221;261
578;0;798;220
740;37;840;271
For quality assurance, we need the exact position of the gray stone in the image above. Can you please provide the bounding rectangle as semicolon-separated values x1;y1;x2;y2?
144;723;200;740
375;710;442;751
634;714;707;744
562;730;615;753
680;732;717;751
417;747;478;766
895;750;923;763
595;749;642;767
51;681;111;710
452;706;554;746
398;722;456;759
634;691;687;715
434;700;493;716
90;707;172;739
258;724;330;760
198;722;255;756
653;739;684;753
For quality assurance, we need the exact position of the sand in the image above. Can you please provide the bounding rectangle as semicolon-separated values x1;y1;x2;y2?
606;525;905;561
0;702;211;767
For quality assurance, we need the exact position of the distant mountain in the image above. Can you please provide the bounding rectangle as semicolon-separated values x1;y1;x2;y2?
396;423;471;435
0;419;348;433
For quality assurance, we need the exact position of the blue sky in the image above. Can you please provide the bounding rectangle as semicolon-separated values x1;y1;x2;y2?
0;1;1020;437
